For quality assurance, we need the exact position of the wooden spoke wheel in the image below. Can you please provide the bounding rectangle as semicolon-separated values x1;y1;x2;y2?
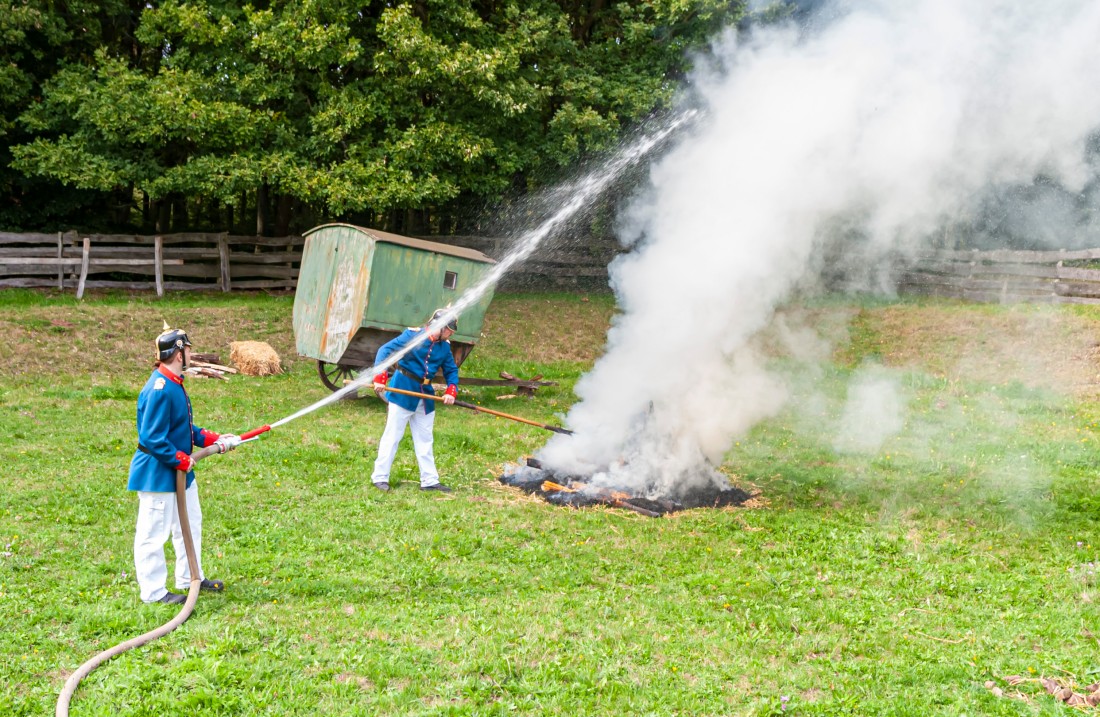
317;361;365;396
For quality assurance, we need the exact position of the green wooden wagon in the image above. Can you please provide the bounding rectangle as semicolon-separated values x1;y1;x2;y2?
293;223;497;393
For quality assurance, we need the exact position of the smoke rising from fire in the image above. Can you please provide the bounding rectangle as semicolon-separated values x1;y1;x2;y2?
537;0;1100;491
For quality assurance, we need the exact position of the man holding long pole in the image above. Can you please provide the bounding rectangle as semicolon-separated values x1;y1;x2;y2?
370;309;459;493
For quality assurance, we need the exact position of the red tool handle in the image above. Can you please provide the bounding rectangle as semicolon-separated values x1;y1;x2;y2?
240;424;271;440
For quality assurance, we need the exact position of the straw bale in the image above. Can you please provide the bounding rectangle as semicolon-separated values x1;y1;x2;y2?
229;340;282;376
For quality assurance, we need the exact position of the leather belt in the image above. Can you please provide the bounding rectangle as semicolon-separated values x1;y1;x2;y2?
137;444;152;455
397;365;432;385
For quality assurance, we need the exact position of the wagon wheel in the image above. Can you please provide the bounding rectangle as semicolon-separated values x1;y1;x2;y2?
316;361;365;396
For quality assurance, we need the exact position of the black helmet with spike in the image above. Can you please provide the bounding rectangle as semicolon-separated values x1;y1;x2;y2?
429;308;457;332
156;324;192;362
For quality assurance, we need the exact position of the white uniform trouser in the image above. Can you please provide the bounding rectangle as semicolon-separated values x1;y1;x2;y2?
134;481;205;602
371;400;440;487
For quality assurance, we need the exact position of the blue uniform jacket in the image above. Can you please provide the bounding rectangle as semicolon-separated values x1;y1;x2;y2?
127;366;216;492
377;328;460;413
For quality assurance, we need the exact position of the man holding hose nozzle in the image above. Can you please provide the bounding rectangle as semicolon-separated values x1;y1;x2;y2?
371;308;459;493
127;325;241;605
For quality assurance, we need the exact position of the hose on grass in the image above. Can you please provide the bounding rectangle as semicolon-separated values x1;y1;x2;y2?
55;443;222;716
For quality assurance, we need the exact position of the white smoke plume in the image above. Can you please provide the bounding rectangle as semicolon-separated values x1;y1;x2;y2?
537;0;1100;491
832;366;907;455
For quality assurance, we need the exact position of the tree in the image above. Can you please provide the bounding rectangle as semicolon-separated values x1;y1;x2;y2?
8;0;743;234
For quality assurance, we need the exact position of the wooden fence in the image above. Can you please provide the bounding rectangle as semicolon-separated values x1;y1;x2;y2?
900;248;1100;305
11;231;1100;302
438;235;618;288
0;231;617;297
0;231;304;297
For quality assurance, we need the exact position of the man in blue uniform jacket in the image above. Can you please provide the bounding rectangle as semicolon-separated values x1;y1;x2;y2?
129;326;241;604
370;308;460;493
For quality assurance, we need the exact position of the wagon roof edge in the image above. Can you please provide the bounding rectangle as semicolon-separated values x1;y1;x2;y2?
305;223;497;264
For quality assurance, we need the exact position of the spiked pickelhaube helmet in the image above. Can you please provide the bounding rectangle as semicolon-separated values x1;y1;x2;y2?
429;308;457;332
156;323;192;361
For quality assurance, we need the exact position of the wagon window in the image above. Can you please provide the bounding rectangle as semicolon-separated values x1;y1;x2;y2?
443;271;458;290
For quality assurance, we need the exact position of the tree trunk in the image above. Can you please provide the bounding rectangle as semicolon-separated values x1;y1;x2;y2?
172;194;188;232
256;183;269;236
155;199;170;233
275;193;292;236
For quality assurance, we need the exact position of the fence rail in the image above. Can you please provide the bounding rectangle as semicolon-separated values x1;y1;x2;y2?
900;248;1100;305
0;230;618;296
0;231;305;297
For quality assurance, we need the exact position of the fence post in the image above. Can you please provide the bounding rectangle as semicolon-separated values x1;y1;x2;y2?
56;232;63;289
154;235;164;297
76;237;90;299
218;233;231;292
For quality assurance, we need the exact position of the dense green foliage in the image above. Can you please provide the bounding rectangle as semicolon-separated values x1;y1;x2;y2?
5;291;1100;715
1;1;743;234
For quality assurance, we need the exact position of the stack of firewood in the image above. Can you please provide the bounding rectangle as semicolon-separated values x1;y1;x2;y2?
184;353;238;380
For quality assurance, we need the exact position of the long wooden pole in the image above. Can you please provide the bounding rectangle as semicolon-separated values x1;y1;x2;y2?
380;385;573;435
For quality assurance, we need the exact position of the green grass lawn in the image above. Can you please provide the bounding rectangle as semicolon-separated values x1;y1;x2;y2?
3;289;1100;716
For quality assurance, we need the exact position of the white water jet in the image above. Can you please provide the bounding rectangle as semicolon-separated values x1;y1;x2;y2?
272;111;697;429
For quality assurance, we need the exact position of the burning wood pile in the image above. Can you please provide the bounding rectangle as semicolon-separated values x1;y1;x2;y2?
499;458;751;517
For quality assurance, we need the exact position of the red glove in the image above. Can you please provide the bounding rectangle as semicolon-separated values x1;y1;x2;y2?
445;384;457;398
373;372;388;387
198;429;221;447
174;451;196;472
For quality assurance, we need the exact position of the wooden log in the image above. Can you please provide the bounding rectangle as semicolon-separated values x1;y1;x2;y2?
0;256;181;267
93;258;183;266
1052;294;1100;306
1056;265;1100;282
525;250;618;265
0;277;67;288
609;498;662;518
910;261;1060;279
0;247;63;257
223;279;297;289
0;264;77;275
191;352;222;364
900;272;1053;292
0;257;84;265
226;251;302;263
206;264;298;278
514;264;609;277
1053;281;1100;298
71;279;220;291
184;366;228;380
45;232;303;247
901;283;1057;304
191;359;238;374
106;263;297;280
0;232;60;244
225;235;305;247
916;247;1100;263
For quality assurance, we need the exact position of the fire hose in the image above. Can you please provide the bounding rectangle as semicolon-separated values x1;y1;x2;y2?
55;424;271;717
379;385;572;435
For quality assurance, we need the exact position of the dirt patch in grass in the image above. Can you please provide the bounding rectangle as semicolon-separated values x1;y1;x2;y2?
478;293;617;364
0;298;298;379
850;303;1100;397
